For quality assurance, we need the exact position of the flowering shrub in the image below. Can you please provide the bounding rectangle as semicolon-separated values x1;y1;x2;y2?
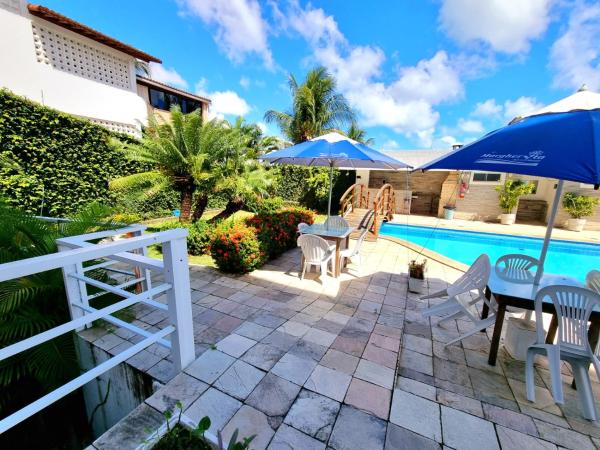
188;220;213;255
210;223;265;273
247;207;315;259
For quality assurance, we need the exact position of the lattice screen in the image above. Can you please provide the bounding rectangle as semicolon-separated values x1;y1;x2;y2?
0;0;21;13
86;117;141;137
31;23;132;90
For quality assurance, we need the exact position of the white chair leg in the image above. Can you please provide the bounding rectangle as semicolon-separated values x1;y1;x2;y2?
571;360;598;421
300;262;307;280
546;347;564;404
321;262;329;284
525;349;536;402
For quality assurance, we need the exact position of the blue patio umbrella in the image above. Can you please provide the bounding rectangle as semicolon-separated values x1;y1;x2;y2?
419;88;600;283
261;132;411;218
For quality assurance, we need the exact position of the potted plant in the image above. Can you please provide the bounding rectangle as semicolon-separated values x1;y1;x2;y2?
408;259;427;293
495;179;535;225
443;205;456;220
562;192;600;231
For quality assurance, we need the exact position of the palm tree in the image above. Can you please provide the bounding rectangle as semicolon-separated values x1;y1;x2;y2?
346;121;374;145
264;67;355;143
111;106;233;222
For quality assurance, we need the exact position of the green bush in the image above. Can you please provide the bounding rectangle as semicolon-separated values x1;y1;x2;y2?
246;207;315;259
0;89;143;216
495;179;535;213
248;196;285;215
210;223;266;273
113;184;180;220
562;192;600;219
188;220;213;255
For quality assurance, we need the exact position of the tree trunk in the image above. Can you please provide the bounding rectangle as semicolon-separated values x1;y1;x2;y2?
179;186;194;222
192;194;208;222
209;199;244;223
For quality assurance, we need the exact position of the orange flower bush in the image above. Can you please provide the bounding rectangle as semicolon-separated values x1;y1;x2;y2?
209;223;265;273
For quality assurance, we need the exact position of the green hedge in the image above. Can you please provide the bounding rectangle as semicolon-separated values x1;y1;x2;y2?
0;89;142;216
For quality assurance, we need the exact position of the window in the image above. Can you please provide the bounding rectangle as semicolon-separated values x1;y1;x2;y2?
471;172;503;183
148;87;202;113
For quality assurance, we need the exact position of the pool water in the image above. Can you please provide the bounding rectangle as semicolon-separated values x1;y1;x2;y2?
379;223;600;282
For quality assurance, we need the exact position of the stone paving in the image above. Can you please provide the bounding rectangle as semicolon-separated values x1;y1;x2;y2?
89;237;600;450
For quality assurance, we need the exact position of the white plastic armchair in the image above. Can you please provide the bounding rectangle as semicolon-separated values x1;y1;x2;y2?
495;254;539;284
586;270;600;293
421;254;497;346
340;228;368;268
324;215;349;230
297;234;335;282
525;285;600;420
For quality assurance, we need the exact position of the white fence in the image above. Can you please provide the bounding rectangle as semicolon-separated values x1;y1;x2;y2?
0;225;195;433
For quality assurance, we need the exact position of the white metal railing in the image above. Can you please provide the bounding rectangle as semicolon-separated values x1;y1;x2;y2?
0;226;195;433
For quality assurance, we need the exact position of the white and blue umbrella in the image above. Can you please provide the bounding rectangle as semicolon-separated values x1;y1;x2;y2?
261;132;411;217
419;87;600;283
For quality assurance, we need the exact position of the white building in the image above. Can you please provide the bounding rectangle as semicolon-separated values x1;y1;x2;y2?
0;0;162;136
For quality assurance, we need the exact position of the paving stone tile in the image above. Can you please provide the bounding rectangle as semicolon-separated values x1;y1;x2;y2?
363;343;398;369
320;349;359;375
262;330;299;351
216;333;256;358
229;304;259;320
93;403;163;450
355;359;395;389
214;360;265;400
145;372;208;413
482;402;538;436
403;333;433;356
304;365;352;401
441;406;499;450
277;320;310;337
344;378;391;420
284;389;340;441
246;373;301;418
314;318;345;334
251;311;287;328
331;336;367;357
271;353;318;385
185;388;242;435
268;424;326;450
146;358;177;384
368;333;400;352
235;321;273;340
221;405;275;450
126;349;162;372
323;310;351;325
507;378;562;416
241;343;285;371
214;314;243;333
433;357;471;387
534;419;595;450
496;426;557;450
285;338;326;361
329;405;387;450
303;328;338;347
390;389;441;442
464;348;504;375
385;423;441;450
432;341;466;365
374;324;403;339
184;350;234;384
194;327;228;346
436;389;483;417
397;376;436;401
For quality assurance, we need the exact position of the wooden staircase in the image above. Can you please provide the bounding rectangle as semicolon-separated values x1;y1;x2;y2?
339;183;396;240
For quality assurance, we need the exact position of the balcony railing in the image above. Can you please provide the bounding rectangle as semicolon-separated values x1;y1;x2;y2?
0;225;195;433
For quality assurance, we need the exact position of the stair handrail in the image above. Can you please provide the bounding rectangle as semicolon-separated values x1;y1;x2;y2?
340;183;368;216
373;184;395;237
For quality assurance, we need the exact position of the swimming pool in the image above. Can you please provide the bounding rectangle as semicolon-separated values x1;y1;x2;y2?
379;222;600;282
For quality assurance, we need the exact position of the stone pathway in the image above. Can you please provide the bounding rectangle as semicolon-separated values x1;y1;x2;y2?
89;238;600;450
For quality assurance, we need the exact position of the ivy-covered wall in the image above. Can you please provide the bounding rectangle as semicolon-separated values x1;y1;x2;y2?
0;89;140;216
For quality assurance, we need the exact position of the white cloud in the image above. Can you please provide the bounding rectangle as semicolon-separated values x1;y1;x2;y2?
283;2;464;147
257;121;267;133
382;139;400;149
149;62;188;89
550;2;600;91
195;79;251;118
503;96;543;120
178;0;273;67
472;99;502;117
240;76;251;88
458;118;484;133
439;0;551;53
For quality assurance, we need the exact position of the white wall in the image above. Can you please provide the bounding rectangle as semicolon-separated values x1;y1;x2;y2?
0;6;148;129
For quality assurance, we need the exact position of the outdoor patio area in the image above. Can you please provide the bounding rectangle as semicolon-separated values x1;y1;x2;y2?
85;237;600;450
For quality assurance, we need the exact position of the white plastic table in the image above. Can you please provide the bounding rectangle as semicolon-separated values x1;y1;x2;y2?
302;223;355;277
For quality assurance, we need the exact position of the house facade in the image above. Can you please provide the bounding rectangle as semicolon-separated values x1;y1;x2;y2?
356;149;600;230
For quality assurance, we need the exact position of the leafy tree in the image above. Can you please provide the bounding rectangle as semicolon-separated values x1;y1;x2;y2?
264;66;355;143
111;106;233;222
346;121;374;145
496;179;535;213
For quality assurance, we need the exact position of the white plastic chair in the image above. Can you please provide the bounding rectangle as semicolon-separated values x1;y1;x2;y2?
421;254;497;346
586;270;600;293
298;222;310;234
297;234;335;283
324;215;349;230
340;228;368;268
525;285;600;420
495;254;539;284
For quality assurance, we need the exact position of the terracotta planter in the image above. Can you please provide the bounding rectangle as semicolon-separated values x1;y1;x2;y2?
566;218;586;232
500;213;516;225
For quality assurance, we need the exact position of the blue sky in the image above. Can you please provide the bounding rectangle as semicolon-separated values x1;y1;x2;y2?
45;0;600;149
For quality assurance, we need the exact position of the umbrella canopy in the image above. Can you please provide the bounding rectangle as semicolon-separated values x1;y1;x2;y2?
262;132;411;216
418;87;600;283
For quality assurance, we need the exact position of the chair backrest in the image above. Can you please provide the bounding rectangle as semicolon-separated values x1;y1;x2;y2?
447;254;491;297
346;228;368;257
298;234;331;263
298;222;310;234
586;270;600;294
534;285;600;356
495;254;539;283
324;215;349;230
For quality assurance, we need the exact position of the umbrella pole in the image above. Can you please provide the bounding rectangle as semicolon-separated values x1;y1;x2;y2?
327;162;334;226
534;179;564;285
